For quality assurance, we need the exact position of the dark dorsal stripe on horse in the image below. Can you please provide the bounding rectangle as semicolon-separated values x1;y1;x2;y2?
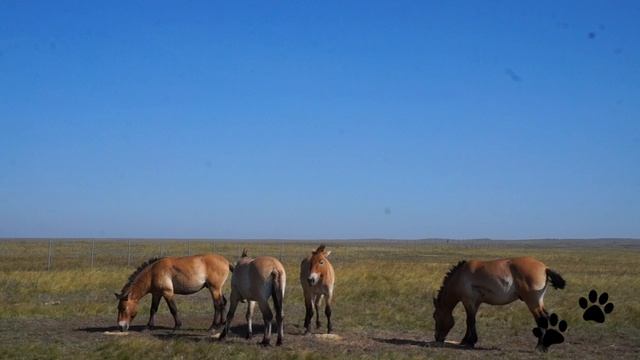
435;260;467;304
120;257;163;295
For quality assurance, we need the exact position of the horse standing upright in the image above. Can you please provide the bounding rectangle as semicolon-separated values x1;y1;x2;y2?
114;254;230;332
300;244;335;334
220;249;287;346
432;257;565;350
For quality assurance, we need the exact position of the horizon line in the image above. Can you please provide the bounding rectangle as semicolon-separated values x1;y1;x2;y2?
1;236;639;242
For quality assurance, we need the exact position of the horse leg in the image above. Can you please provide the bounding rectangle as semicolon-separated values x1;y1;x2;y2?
303;292;313;335
461;302;479;347
147;294;161;330
258;300;273;346
207;286;225;331
524;292;549;349
314;294;322;329
325;291;333;334
273;288;284;346
219;292;240;341
245;301;255;339
164;295;182;330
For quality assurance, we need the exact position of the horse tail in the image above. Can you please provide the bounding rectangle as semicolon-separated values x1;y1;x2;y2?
271;269;285;317
546;268;566;290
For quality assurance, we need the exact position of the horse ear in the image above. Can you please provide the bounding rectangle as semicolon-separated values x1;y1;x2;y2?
314;244;326;254
324;250;331;257
114;292;120;299
241;248;248;257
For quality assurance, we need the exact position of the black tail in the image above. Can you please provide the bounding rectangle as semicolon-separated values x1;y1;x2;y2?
271;270;284;315
546;268;566;290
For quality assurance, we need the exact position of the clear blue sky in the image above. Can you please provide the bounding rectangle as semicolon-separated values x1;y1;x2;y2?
1;1;639;239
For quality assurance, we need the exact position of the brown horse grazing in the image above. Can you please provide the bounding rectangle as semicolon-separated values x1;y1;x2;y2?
433;257;565;349
114;254;230;332
220;249;286;346
300;245;335;334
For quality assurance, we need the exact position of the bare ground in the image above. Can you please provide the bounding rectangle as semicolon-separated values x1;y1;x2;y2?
1;312;637;359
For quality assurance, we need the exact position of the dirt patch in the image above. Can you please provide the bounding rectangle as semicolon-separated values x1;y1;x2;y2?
1;315;638;359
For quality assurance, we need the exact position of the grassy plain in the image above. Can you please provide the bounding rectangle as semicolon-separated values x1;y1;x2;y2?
0;239;638;359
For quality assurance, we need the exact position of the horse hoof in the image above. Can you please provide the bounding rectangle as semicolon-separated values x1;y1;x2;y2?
218;329;227;339
246;333;253;340
535;344;548;353
276;339;283;346
259;340;271;347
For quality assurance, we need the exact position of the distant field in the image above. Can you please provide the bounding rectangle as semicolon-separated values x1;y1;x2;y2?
1;239;639;359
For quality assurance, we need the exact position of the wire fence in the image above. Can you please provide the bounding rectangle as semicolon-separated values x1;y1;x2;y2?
0;238;536;272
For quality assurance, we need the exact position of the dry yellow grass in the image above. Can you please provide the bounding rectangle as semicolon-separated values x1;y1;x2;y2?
0;239;638;359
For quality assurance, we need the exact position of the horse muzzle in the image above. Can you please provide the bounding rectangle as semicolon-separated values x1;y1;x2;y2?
307;273;320;286
118;321;129;332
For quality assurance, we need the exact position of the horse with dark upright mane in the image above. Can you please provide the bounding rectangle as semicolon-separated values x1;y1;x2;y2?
300;244;335;334
115;254;230;332
433;257;565;350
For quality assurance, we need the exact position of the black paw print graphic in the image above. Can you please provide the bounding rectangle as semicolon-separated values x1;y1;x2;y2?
579;289;614;323
532;313;567;352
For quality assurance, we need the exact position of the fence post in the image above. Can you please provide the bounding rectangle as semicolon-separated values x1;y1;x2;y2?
47;239;53;271
91;239;95;269
127;239;131;267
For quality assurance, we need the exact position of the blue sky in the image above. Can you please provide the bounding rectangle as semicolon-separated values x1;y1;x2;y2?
1;1;639;239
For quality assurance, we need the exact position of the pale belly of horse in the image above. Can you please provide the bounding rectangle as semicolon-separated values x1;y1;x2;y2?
172;278;207;295
473;284;519;305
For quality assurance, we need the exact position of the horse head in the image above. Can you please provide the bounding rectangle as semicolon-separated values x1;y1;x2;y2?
115;291;138;332
307;244;331;286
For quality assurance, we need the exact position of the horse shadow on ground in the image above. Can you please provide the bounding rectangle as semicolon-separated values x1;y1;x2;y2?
76;325;198;333
372;337;500;351
142;324;274;342
75;322;295;341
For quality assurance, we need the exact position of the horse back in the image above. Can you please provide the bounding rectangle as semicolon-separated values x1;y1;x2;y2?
150;254;230;294
469;257;546;288
232;256;286;301
251;256;286;282
508;257;548;292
